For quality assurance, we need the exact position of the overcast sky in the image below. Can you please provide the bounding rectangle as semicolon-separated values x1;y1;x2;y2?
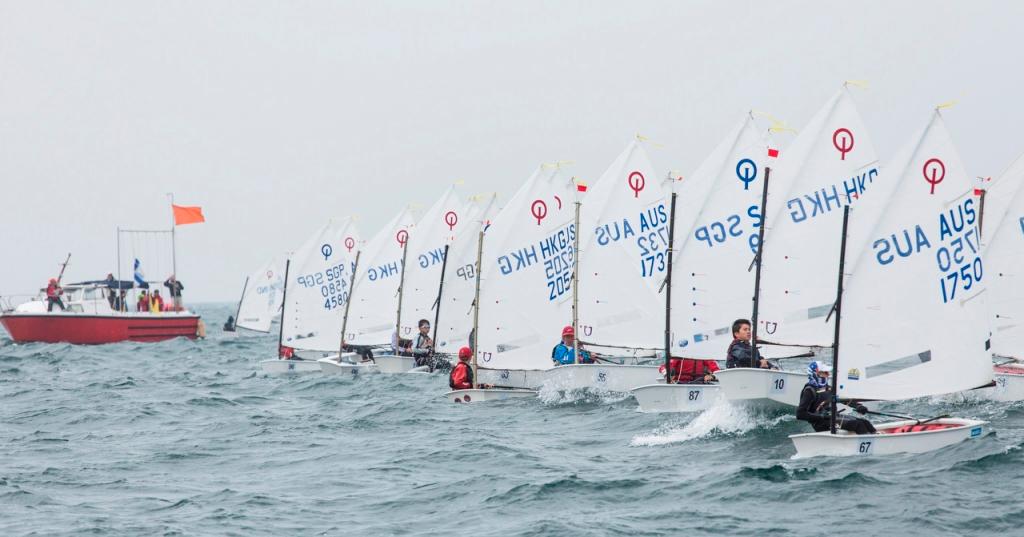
2;1;1021;302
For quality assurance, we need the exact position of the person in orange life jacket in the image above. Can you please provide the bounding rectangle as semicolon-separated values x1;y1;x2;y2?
796;360;876;434
45;278;65;312
136;290;149;312
552;326;594;365
449;347;492;390
725;318;771;369
150;290;165;312
660;357;720;383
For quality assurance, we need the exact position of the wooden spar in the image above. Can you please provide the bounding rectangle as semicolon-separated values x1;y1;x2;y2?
750;166;771;365
394;236;410;349
471;230;484;389
664;192;678;383
339;251;361;358
829;206;851;435
230;276;249;331
277;259;291;357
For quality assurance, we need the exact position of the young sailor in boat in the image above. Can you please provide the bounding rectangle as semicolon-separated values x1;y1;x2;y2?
662;357;720;383
725;319;771;369
552;325;594;365
449;346;491;390
796;361;876;435
398;319;435;366
45;278;65;312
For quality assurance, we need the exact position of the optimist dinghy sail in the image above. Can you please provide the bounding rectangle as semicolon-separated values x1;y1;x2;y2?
279;217;362;353
756;87;881;349
982;155;1024;359
236;255;287;333
345;206;418;346
473;165;578;387
435;194;500;354
790;111;990;458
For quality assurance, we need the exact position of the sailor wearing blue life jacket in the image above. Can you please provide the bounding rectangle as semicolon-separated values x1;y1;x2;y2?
552;325;594;365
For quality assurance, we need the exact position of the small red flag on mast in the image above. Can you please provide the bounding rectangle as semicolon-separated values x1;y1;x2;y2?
767;148;779;158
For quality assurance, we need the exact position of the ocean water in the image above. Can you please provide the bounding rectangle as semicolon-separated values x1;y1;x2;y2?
2;303;1023;536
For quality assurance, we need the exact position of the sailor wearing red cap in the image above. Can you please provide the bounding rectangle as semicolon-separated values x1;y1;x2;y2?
551;325;594;366
449;346;491;390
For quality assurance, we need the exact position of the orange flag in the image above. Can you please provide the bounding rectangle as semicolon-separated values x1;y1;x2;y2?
172;205;205;226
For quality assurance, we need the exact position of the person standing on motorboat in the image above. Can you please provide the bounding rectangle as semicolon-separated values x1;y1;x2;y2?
150;290;165;313
104;273;117;309
164;275;185;311
45;278;65;312
662;356;720;383
552;325;594;365
136;290;150;312
449;346;491;390
796;360;876;435
726;319;771;369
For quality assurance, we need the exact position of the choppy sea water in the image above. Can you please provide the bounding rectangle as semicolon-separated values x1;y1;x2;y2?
2;304;1023;536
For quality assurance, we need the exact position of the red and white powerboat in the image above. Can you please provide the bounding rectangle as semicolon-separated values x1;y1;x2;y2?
0;283;201;344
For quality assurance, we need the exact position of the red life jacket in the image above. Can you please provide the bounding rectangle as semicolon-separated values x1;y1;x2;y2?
46;283;60;299
449;361;473;390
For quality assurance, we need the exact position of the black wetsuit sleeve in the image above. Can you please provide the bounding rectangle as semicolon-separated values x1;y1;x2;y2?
726;344;740;369
796;386;825;423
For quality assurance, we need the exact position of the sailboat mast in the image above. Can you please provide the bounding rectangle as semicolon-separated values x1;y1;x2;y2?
664;192;678;383
572;200;581;364
232;276;249;330
395;239;410;346
471;230;484;389
431;244;450;349
829;206;851;435
277;259;291;357
339;251;361;357
750;167;772;362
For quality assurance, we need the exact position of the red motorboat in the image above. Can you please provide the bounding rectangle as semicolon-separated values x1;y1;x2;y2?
1;283;202;344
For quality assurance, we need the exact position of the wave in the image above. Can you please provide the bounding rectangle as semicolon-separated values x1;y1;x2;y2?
630;402;790;446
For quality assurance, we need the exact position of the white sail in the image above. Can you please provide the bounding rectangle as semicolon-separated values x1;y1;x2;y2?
757;88;881;347
435;194;501;353
669;115;771;358
576;140;672;349
236;255;287;332
397;185;464;340
986;155;1024;358
281;217;362;351
838;112;991;400
476;165;579;370
346;206;419;345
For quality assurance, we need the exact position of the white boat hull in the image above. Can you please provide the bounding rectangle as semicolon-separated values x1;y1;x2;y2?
476;368;548;390
374;355;419;373
714;368;807;408
985;365;1024;402
260;359;322;374
317;356;380;376
444;388;537;403
631;383;722;413
541;364;662;394
789;418;986;458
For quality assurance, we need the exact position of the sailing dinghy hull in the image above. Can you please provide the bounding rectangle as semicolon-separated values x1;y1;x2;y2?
789;418;986;458
631;383;722;413
260;359;322;374
445;388;537;403
542;364;661;394
317;354;380;376
985;365;1024;402
476;368;548;390
714;368;807;408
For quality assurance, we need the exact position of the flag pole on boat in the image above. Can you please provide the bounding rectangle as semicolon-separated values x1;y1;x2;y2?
339;251;361;359
471;230;484;389
663;191;678;383
167;193;177;280
277;259;291;357
828;205;851;435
